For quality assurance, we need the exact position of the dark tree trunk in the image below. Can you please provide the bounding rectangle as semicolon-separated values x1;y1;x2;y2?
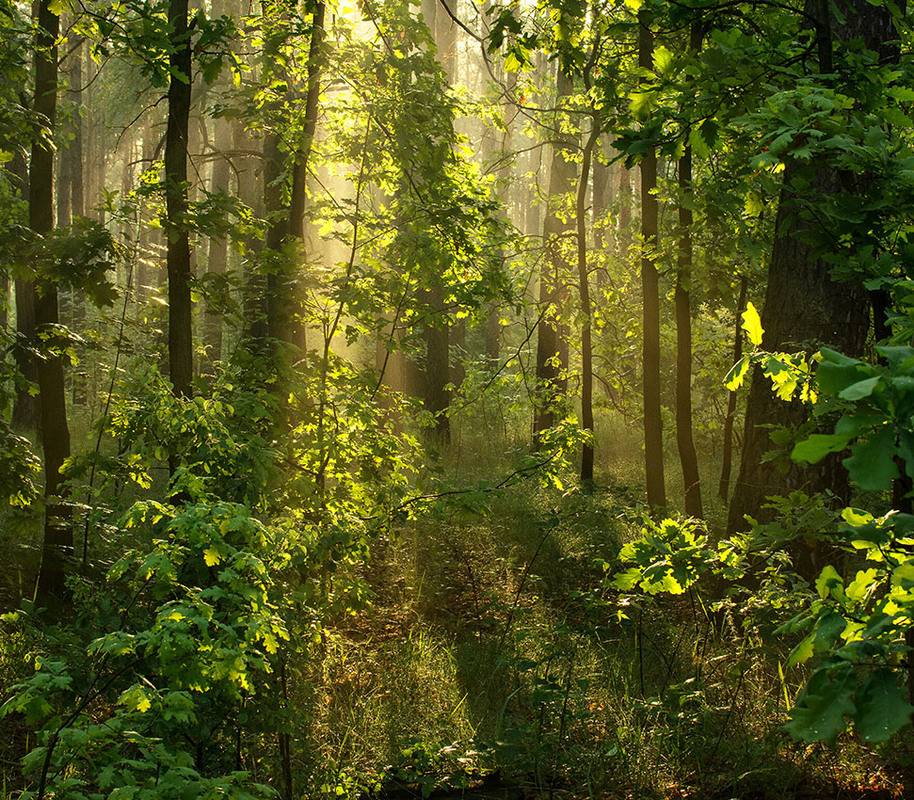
165;0;193;398
533;69;575;440
578;125;599;482
8;150;39;431
283;2;326;353
727;0;897;533
424;287;451;444
674;24;704;517
719;276;747;501
675;143;702;517
727;162;870;532
640;11;666;510
31;0;73;603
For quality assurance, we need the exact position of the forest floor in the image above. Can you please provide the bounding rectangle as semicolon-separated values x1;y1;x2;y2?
295;475;913;800
2;428;913;798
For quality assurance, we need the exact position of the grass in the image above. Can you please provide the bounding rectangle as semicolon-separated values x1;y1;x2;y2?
2;405;910;799
276;410;912;800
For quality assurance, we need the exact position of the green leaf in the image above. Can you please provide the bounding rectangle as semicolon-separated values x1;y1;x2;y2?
725;356;750;391
792;433;853;464
853;669;914;743
843;425;898;491
815;566;844;600
839;376;881;401
742;302;763;347
785;665;856;744
785;631;815;668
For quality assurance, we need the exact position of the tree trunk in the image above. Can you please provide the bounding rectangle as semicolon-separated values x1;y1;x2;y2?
640;11;666;509
617;165;632;257
727;0;897;533
718;276;747;501
31;0;73;603
423;287;451;444
203;114;232;371
165;0;193;398
284;2;326;353
533;68;575;440
674;24;704;518
578;124;599;482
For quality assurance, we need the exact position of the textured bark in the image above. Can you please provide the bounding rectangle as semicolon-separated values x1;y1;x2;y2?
165;0;193;398
533;69;575;440
31;0;73;603
640;11;666;509
675;143;702;518
728;0;898;533
423;288;451;444
728;164;871;533
578;125;599;482
283;2;326;352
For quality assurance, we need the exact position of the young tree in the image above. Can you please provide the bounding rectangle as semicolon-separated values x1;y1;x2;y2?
164;0;193;398
639;10;665;509
31;0;72;601
533;67;574;440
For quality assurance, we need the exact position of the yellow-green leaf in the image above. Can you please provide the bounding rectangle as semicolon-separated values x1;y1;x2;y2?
204;547;222;567
742;302;764;347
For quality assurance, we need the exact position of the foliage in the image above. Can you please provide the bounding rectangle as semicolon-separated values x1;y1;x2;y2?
1;491;289;798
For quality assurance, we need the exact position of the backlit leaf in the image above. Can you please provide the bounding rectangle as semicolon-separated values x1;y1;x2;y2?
742;302;763;347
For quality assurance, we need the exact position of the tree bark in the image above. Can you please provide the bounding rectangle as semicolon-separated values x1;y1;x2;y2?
578;124;599;482
727;0;897;533
675;142;702;517
533;68;575;440
165;0;194;398
423;287;451;444
203;114;233;371
640;11;666;509
31;0;73;603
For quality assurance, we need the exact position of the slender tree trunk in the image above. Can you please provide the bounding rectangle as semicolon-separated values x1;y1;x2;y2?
282;2;326;353
591;148;611;252
719;276;747;501
203;114;232;371
533;69;575;440
165;0;193;398
32;0;73;602
9;149;39;431
639;11;666;509
578;124;599;482
675;147;703;516
617;165;632;257
424;287;451;444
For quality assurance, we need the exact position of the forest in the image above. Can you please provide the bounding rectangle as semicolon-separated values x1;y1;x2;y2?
2;0;914;795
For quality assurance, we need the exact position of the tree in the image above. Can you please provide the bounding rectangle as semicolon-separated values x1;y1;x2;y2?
164;0;193;398
727;0;897;534
533;67;574;440
639;10;666;509
30;0;73;602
